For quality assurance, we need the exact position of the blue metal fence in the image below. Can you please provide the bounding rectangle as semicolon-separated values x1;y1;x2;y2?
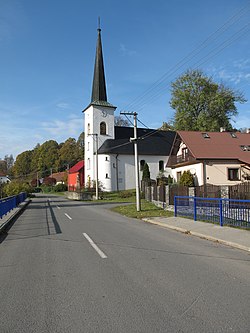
174;196;250;229
0;192;27;219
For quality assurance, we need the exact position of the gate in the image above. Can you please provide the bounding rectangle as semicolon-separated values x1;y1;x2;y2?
229;182;250;200
195;184;221;198
169;185;188;205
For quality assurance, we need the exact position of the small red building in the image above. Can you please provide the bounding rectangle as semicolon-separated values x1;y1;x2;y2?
68;161;84;191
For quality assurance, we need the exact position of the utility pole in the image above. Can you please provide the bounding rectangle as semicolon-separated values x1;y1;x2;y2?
120;111;141;211
88;133;99;200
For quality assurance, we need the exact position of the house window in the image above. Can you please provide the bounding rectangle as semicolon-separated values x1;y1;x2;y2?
100;122;107;135
105;173;109;178
182;148;188;161
202;133;210;139
87;123;90;135
140;160;145;171
159;160;164;171
228;168;239;181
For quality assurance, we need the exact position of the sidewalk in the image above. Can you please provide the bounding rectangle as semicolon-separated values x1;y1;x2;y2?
0;199;31;233
143;216;250;253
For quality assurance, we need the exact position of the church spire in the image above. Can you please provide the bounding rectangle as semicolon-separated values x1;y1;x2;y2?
91;23;107;103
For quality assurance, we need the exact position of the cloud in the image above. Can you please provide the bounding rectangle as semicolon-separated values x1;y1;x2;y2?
41;117;83;138
119;43;137;57
56;102;70;109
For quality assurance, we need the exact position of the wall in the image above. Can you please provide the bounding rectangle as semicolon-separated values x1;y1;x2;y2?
98;153;173;191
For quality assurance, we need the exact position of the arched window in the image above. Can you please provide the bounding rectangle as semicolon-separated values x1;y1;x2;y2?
159;160;164;171
100;122;107;135
140;160;145;171
87;123;90;135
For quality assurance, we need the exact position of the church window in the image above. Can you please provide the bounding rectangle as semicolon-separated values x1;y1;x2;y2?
100;122;107;135
140;160;145;171
87;123;90;135
87;158;90;170
159;160;164;171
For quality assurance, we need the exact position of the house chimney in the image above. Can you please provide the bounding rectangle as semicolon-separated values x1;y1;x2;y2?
220;127;226;132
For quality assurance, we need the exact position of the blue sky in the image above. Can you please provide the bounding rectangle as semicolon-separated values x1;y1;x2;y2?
0;0;250;159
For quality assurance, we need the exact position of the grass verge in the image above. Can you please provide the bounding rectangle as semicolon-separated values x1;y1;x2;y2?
111;199;174;219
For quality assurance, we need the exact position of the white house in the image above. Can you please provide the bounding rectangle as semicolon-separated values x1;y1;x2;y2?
0;176;11;184
167;130;250;186
83;27;175;191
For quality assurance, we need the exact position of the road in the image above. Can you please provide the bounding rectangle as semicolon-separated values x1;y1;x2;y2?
0;194;249;332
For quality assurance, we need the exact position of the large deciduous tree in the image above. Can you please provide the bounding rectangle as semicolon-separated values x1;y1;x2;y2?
170;69;246;131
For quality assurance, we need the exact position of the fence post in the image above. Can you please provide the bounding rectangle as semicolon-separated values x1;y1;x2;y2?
194;197;197;221
219;198;223;226
174;196;177;217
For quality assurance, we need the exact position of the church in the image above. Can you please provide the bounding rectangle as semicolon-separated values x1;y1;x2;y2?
83;26;175;192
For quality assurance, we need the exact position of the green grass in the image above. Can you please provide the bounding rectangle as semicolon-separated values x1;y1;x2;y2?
111;199;174;219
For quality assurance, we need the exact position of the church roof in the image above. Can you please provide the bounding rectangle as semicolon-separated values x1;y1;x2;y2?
98;127;176;156
82;27;116;112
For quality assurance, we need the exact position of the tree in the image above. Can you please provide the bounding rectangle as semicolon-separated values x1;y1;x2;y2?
58;138;79;171
114;116;130;127
76;132;84;160
179;171;194;187
158;121;174;131
142;163;150;180
170;69;246;131
12;150;33;179
4;154;14;171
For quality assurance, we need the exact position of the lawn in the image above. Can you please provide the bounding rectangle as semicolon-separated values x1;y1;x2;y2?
111;200;174;219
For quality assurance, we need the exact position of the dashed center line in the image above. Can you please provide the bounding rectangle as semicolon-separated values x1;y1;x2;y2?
64;213;72;220
57;206;61;210
83;233;107;259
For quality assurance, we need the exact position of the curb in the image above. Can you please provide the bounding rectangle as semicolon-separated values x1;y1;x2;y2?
0;199;31;234
143;218;250;253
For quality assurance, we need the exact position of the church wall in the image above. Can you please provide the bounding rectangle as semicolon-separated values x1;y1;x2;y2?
98;154;173;192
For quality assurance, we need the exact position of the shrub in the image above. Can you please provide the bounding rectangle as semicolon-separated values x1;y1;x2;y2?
179;170;195;187
3;181;33;197
54;183;67;192
118;190;136;198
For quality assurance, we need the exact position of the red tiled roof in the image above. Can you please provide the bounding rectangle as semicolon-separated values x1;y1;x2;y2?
177;131;250;164
68;160;84;173
51;172;67;182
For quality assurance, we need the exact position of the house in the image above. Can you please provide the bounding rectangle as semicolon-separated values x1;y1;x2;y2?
50;172;67;185
167;130;250;186
0;175;11;184
83;26;175;192
68;161;84;191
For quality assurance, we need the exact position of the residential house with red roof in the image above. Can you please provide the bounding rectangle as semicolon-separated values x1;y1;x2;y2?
167;131;250;186
68;161;84;191
51;172;67;185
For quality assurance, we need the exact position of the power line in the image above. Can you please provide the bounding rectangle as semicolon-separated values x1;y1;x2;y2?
119;2;250;114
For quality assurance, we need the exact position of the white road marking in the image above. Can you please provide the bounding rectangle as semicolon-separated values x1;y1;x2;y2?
57;206;61;210
64;213;72;220
83;233;107;259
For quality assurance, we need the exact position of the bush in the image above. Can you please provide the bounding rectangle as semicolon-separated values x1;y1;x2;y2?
3;181;33;197
179;170;195;187
54;183;67;192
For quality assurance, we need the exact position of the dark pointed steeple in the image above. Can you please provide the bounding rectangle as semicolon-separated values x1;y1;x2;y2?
91;26;107;103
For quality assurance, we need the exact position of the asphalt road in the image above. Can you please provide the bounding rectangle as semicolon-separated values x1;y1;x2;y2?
0;194;249;333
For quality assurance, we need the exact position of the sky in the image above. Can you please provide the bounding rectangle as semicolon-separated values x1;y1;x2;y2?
0;0;250;159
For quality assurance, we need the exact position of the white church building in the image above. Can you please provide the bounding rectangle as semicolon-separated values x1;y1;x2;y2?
83;27;175;192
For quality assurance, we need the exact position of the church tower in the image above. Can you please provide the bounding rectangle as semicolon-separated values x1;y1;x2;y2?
83;25;116;189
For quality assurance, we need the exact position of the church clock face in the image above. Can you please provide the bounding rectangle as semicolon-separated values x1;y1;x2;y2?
102;110;107;117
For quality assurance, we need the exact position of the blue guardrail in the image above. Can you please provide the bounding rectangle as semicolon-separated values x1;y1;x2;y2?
174;196;250;229
0;192;27;219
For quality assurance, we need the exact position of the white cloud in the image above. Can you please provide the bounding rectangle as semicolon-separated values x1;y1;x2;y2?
56;102;70;109
41;117;83;138
119;43;137;57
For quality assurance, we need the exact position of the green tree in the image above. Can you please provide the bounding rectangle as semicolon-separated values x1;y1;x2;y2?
170;69;246;131
13;150;33;179
76;132;84;160
58;138;79;170
142;163;150;180
114;116;130;127
3;181;32;196
179;170;194;187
